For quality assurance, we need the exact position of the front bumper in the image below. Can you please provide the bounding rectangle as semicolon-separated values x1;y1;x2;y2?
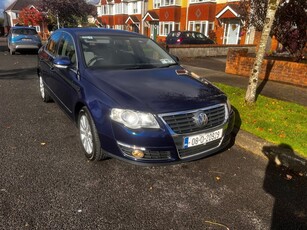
101;104;235;165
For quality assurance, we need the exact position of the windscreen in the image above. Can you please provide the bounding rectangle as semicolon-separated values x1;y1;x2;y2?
80;35;176;69
12;28;38;35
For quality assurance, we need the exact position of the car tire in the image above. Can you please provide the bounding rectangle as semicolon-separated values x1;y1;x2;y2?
78;107;107;161
39;75;52;102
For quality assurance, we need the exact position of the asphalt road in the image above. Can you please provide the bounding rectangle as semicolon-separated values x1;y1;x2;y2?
0;38;306;230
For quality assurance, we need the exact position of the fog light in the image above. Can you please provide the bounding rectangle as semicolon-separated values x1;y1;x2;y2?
132;149;144;158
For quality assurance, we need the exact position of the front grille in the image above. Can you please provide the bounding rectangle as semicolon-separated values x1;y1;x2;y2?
119;144;171;160
160;104;226;134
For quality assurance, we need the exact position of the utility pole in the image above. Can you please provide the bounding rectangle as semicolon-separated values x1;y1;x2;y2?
57;14;60;29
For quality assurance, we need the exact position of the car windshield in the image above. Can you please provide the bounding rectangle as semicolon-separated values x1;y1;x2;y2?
80;35;177;69
12;28;37;35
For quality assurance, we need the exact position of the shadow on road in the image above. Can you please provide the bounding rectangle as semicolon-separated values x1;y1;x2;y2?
0;68;37;80
263;144;307;230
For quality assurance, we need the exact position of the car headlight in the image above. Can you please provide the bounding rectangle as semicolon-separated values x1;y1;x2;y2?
110;109;160;129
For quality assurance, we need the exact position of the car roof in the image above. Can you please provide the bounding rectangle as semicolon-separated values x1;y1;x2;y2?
170;31;203;34
55;28;145;38
11;26;36;30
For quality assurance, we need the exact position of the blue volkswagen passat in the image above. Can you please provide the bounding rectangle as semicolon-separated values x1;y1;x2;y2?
38;28;235;165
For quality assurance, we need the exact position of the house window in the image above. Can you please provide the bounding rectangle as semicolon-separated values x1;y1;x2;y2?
123;3;128;14
115;25;125;30
159;22;180;36
98;5;108;15
189;0;215;3
153;0;161;8
188;21;213;36
128;2;140;14
99;4;114;15
108;5;114;15
116;3;128;14
161;0;180;6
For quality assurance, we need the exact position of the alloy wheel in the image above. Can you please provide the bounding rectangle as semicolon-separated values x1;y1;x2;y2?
79;114;94;154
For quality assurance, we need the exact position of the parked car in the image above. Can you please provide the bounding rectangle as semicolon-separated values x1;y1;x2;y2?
7;26;42;55
38;28;234;165
166;31;215;45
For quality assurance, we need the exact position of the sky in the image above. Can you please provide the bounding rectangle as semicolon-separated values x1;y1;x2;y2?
0;0;15;17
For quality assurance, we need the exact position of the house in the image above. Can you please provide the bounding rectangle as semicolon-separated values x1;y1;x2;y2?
96;0;258;45
5;0;36;31
4;0;49;39
97;0;147;33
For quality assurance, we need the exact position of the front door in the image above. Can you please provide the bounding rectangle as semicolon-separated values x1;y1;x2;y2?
150;24;158;41
224;19;240;44
51;32;79;114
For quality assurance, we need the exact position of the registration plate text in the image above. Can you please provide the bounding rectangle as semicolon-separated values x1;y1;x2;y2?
183;129;223;148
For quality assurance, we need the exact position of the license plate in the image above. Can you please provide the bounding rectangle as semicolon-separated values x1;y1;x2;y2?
22;39;32;41
183;129;223;148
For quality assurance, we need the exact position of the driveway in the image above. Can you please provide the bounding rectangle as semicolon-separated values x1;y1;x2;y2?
0;39;306;229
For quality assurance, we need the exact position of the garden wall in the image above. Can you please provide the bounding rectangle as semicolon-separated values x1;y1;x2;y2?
225;49;307;87
167;44;256;59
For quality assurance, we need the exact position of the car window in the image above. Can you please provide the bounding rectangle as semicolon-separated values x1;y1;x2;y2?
80;35;176;69
169;32;180;38
12;28;37;35
184;32;192;38
58;33;77;67
196;33;205;39
46;32;62;56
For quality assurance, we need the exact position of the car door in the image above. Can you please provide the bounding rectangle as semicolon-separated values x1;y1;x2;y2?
40;31;62;91
183;32;194;44
190;32;198;44
50;32;80;115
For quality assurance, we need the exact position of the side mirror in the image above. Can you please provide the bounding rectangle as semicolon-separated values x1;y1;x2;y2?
53;56;72;69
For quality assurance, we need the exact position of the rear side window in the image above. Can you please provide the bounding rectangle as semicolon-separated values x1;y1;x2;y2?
196;33;205;39
168;32;181;38
184;32;192;38
46;32;62;55
12;28;37;35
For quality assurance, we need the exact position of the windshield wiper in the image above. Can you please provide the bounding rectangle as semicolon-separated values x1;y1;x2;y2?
159;63;178;68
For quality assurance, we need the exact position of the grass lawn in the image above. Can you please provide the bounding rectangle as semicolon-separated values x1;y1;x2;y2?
214;83;307;159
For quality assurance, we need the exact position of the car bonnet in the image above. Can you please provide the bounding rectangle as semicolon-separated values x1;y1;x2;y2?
85;66;226;114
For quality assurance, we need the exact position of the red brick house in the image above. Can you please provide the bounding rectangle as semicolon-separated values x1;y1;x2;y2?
4;0;49;39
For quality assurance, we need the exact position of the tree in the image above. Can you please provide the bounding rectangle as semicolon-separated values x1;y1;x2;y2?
245;0;281;104
37;0;97;28
241;0;307;61
271;0;307;60
18;7;44;26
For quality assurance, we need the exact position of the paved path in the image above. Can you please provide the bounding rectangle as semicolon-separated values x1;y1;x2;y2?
181;58;307;107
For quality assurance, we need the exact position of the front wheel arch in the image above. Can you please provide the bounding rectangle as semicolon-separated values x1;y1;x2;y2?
78;106;107;161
